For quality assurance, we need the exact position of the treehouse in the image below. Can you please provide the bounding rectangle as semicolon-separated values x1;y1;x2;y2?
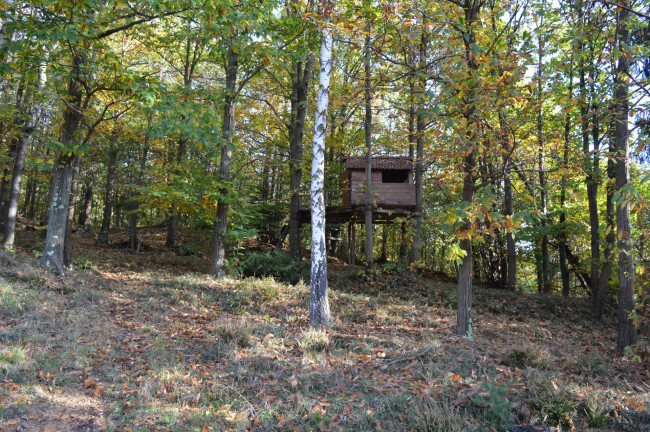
299;156;416;225
342;156;415;210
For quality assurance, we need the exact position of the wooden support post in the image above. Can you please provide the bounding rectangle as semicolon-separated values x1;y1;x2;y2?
348;219;356;269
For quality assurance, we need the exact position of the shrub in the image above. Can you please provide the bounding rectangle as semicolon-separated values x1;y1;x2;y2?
239;251;309;285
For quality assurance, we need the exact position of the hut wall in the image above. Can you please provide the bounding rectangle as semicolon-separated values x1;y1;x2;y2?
348;170;415;206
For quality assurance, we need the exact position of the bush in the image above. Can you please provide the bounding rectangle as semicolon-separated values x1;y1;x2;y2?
239;251;309;285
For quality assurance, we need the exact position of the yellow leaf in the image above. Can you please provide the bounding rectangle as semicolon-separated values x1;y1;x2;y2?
636;141;646;153
452;374;461;382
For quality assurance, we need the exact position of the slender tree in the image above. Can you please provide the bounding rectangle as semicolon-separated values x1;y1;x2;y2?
289;55;314;260
614;1;636;352
209;46;239;278
2;58;47;248
364;10;374;268
309;0;334;326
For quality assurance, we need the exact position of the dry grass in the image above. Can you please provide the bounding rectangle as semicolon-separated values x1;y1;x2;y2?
0;229;648;431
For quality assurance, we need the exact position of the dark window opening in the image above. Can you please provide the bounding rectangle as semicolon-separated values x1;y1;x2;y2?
382;170;409;183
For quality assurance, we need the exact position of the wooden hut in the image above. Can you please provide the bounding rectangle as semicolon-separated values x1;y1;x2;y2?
298;155;416;266
341;156;415;209
299;156;416;224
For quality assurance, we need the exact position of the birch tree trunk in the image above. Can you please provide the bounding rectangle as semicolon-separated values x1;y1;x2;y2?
614;2;637;351
309;1;334;326
209;46;239;278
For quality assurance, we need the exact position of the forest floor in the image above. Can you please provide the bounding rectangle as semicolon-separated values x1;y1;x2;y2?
0;226;649;432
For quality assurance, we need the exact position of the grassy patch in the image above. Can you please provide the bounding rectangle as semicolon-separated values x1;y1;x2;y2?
0;345;28;365
504;346;551;369
299;329;329;352
214;318;252;348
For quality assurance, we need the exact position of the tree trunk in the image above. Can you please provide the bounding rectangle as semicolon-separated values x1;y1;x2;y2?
593;126;616;321
130;113;152;250
78;185;93;226
399;221;408;262
537;31;551;294
559;53;574;297
27;181;37;220
209;47;239;278
63;155;80;267
348;220;356;269
380;224;387;263
40;53;84;274
113;190;121;228
97;146;118;244
614;2;636;351
580;54;600;297
0;82;23;229
289;54;313;260
2;135;28;249
22;177;33;217
499;112;516;291
309;4;333;326
594;131;616;320
39;158;74;275
410;30;428;267
4;52;48;247
165;137;186;248
364;22;374;268
457;0;480;338
2;70;40;246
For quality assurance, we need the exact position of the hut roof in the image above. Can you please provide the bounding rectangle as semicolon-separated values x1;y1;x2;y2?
343;156;413;170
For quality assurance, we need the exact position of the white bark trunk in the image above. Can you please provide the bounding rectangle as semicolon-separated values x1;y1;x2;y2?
309;6;333;326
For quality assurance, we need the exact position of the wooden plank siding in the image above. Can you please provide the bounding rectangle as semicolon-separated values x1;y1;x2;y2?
346;169;415;207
